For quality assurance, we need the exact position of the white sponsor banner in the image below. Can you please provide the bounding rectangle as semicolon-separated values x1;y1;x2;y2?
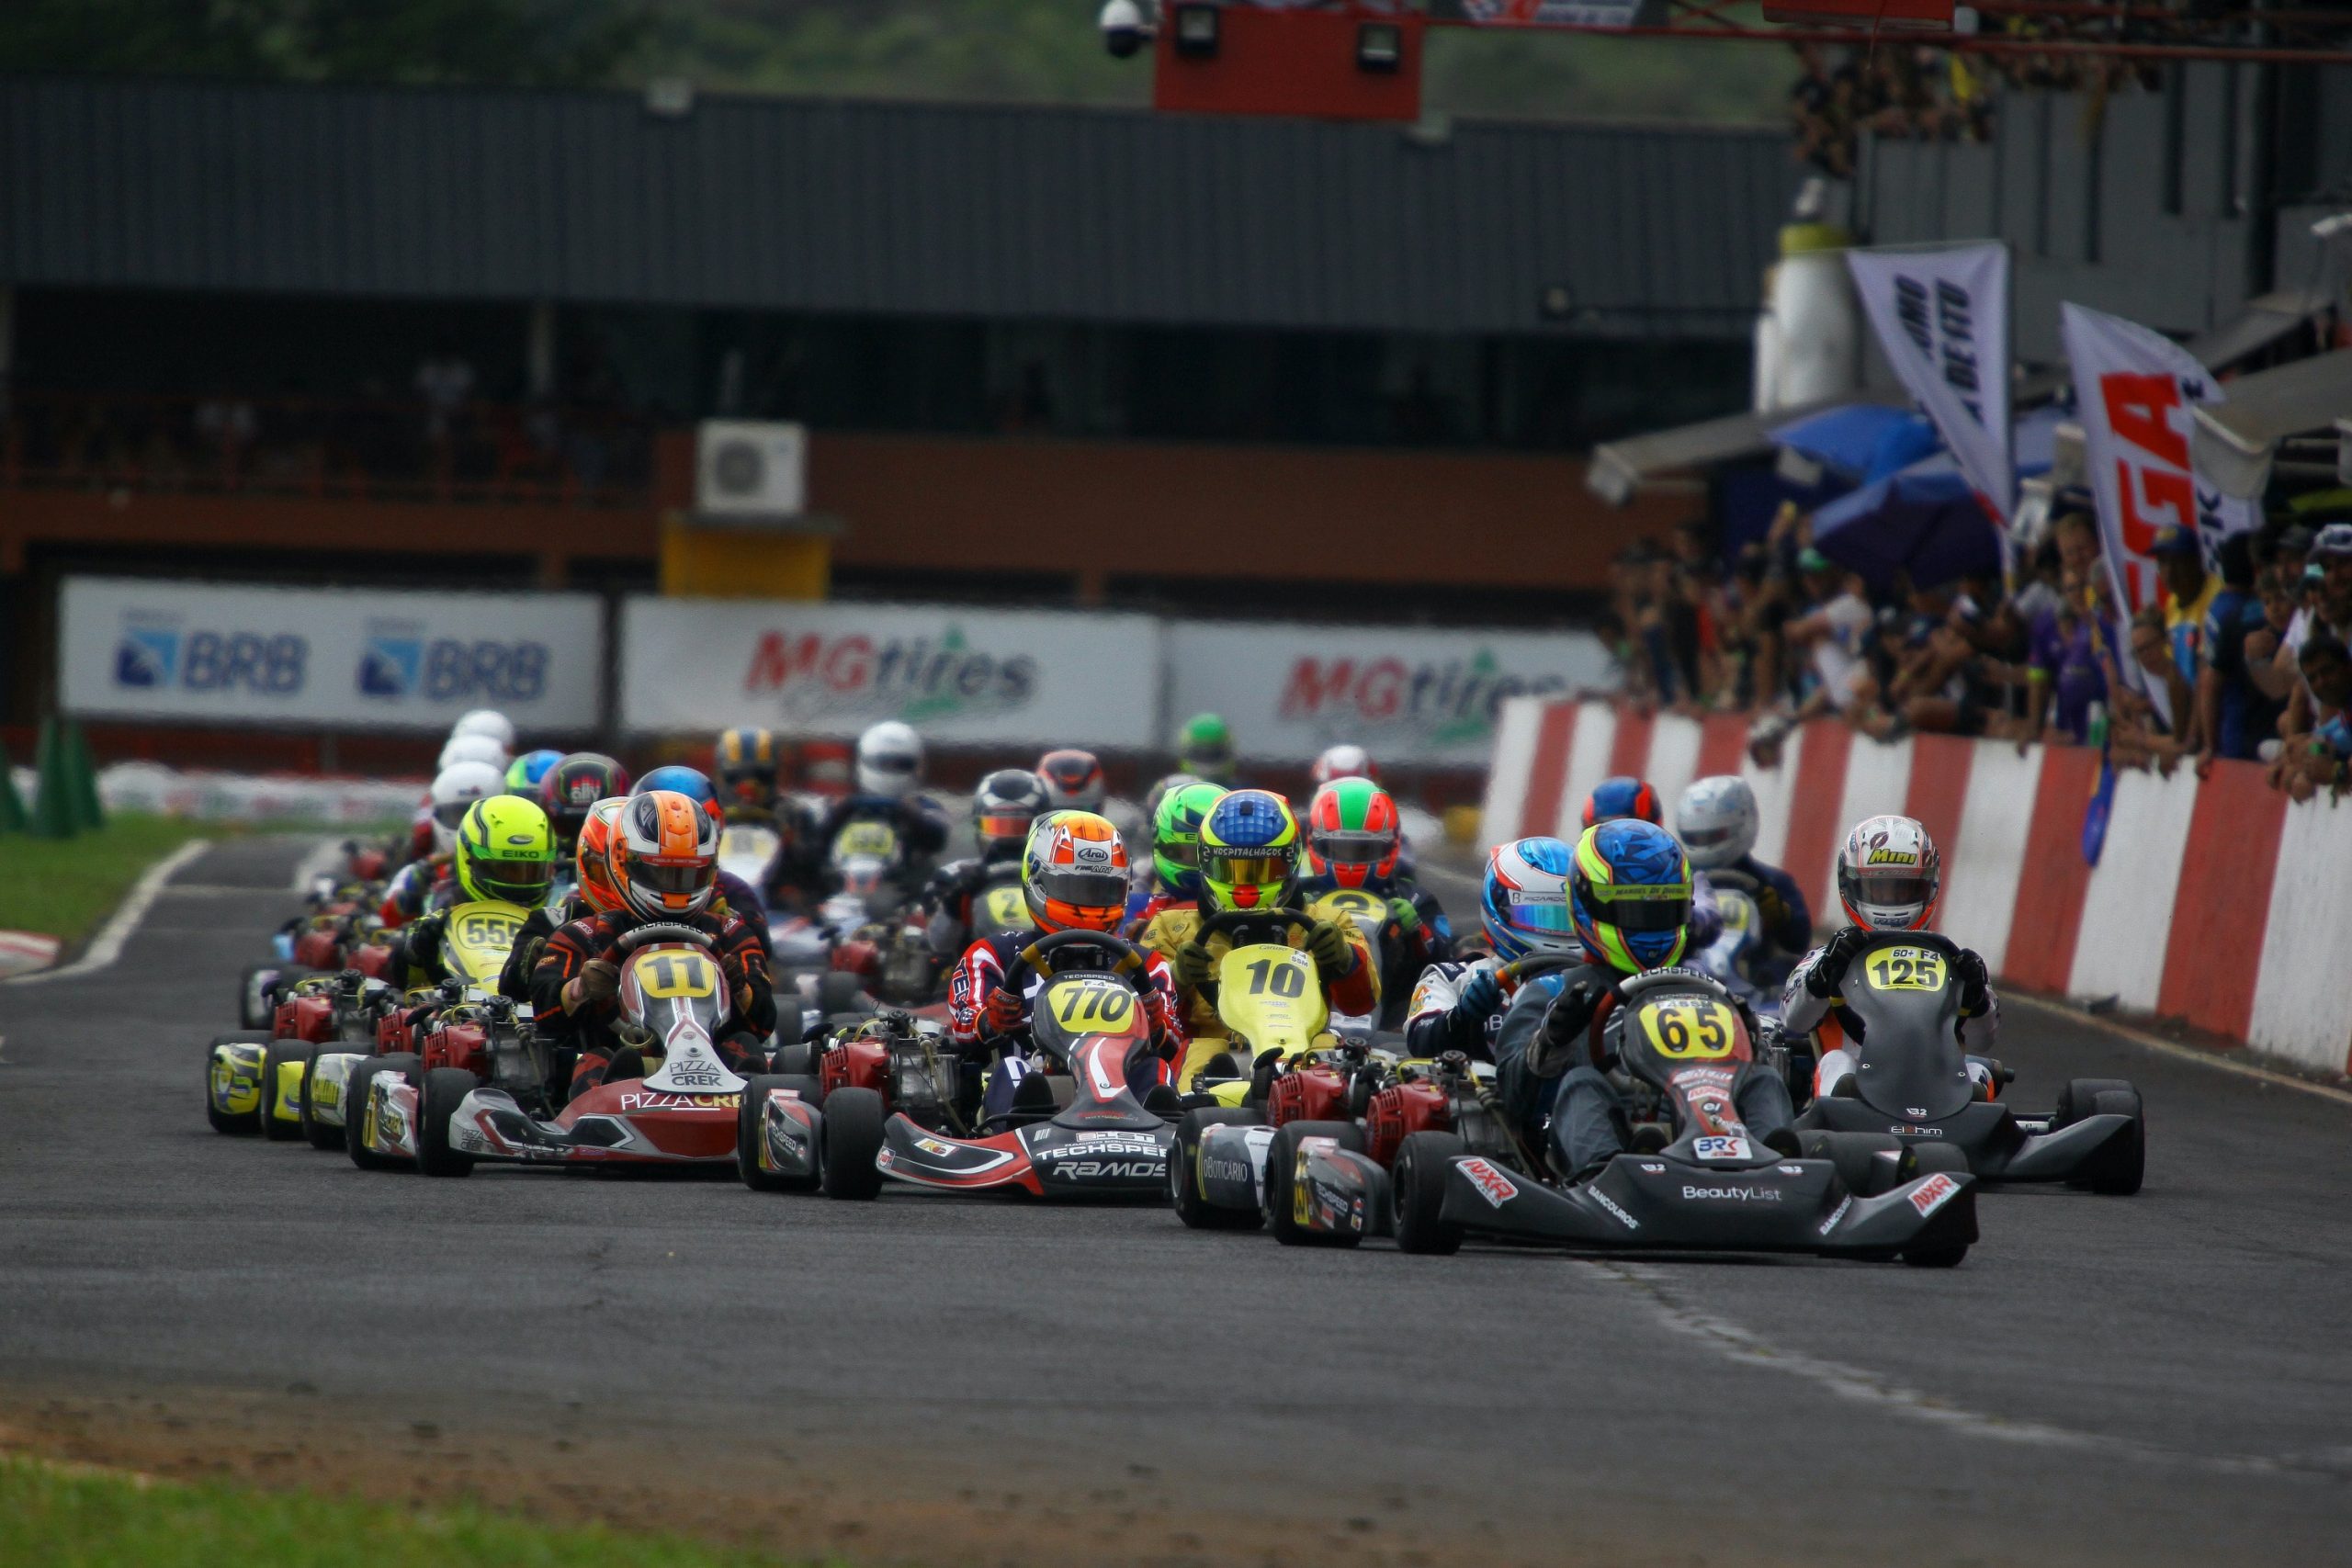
2061;301;2256;617
1849;242;2014;522
620;597;1160;747
59;578;603;731
1165;621;1613;764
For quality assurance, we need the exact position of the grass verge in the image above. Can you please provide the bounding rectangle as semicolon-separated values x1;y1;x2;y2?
0;1453;797;1568
0;814;220;941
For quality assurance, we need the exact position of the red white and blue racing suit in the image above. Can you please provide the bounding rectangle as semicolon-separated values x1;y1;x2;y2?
947;931;1187;1121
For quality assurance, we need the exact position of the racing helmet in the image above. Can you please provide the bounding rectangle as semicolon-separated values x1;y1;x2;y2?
1177;712;1236;784
453;795;557;907
1150;780;1228;898
1021;810;1130;934
855;721;922;798
428;760;505;855
1304;778;1400;891
1309;744;1376;787
451;709;516;750
1195;789;1300;914
1582;775;1663;829
716;727;780;805
540;752;630;849
1837;814;1941;931
1036;749;1107;815
972;767;1051;862
504;749;563;794
1480;837;1580;964
608;789;720;920
1570;821;1692;973
1676;775;1758;872
437;732;509;774
636;764;724;828
1141;772;1203;827
574;798;628;914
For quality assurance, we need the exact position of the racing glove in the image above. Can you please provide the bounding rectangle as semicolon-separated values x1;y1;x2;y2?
1451;964;1503;1025
573;958;620;1008
1177;941;1216;991
1804;927;1869;999
1951;948;1991;1016
1304;919;1355;981
985;986;1026;1036
401;912;446;972
1755;882;1792;940
1386;897;1424;940
1527;980;1600;1078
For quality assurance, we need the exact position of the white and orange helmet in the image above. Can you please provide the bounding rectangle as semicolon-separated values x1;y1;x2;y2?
1022;810;1131;934
1836;814;1941;931
608;789;719;919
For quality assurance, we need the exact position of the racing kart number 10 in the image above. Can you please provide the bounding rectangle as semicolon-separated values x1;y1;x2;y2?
1639;996;1740;1059
1049;976;1134;1030
1865;947;1948;992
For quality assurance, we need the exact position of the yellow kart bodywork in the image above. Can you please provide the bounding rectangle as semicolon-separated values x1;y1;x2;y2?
1180;942;1333;1107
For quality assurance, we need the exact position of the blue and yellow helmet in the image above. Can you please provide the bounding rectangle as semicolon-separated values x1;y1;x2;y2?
1569;820;1691;973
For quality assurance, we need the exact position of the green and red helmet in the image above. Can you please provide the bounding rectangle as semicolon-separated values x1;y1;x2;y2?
1304;777;1400;890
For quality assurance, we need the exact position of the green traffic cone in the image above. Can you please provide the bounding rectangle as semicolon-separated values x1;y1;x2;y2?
29;717;77;839
65;717;106;831
0;741;26;833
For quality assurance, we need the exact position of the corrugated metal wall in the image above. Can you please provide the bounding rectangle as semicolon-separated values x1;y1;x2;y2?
0;75;1794;339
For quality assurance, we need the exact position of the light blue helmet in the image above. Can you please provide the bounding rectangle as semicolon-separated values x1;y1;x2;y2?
1480;837;1580;964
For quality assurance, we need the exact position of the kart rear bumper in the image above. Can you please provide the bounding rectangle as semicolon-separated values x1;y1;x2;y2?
1800;1096;2136;1183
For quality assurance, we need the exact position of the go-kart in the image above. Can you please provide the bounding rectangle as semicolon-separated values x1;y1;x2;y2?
1167;908;1347;1100
208;960;403;1142
1794;930;2143;1193
735;1006;963;1199
1374;965;1979;1265
346;921;752;1174
237;880;391;1031
863;931;1180;1200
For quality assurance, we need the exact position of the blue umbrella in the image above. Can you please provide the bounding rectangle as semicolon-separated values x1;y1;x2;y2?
1770;404;1939;483
1811;407;2063;592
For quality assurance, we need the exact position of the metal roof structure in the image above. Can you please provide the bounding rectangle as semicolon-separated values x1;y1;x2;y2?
0;74;1792;339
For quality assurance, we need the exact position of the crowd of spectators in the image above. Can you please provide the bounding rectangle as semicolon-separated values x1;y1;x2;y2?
1608;500;2352;801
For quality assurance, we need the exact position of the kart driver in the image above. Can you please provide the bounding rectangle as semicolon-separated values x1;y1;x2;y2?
396;795;558;989
378;759;503;928
1176;713;1238;786
780;721;951;897
529;788;777;1099
633;766;772;955
1782;814;2001;1098
1674;775;1810;982
1585;774;1722;949
947;810;1186;1121
918;768;1052;955
538;752;630;859
1296;778;1452;1026
1403;835;1579;1062
1502;820;1799;1180
1121;779;1226;934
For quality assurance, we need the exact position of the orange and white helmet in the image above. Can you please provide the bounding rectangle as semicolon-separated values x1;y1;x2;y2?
1836;814;1941;931
608;789;719;919
1022;810;1130;934
575;798;629;914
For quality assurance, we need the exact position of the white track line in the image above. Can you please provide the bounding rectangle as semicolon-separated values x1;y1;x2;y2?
2;839;212;987
289;836;344;891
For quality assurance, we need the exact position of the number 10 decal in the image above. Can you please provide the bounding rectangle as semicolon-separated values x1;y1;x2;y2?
1245;958;1306;998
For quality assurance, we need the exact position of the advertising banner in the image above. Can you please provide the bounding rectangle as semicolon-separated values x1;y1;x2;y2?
58;578;604;731
1164;621;1612;764
1849;242;2014;522
620;598;1160;747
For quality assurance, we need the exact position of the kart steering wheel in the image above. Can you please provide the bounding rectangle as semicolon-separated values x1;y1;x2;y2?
1194;908;1316;945
1497;950;1586;991
614;922;717;953
995;930;1149;998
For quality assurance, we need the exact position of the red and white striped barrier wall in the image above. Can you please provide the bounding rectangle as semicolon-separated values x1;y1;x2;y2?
1482;698;2352;1076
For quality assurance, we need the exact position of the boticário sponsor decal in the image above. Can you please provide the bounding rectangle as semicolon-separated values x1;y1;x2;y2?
1162;621;1612;763
619;598;1160;747
59;578;604;730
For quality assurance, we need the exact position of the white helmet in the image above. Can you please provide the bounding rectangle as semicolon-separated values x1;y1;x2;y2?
437;732;509;773
1676;775;1758;871
451;709;516;750
428;760;505;853
1309;744;1375;786
854;720;922;798
1836;814;1941;931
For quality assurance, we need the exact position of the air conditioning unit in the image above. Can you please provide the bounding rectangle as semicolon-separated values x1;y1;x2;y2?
695;420;806;521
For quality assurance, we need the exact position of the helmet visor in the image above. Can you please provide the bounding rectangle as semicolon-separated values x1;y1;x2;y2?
976;812;1035;842
631;860;715;898
1156;840;1199;869
1313;830;1394;867
1035;868;1130;911
863;751;918;777
433;798;476;830
1850;872;1935;909
1584;883;1690;933
473;858;553;904
1680;824;1740;849
1202;850;1290;888
1502;891;1576;935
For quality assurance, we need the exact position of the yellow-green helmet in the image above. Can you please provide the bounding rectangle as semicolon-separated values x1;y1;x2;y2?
1152;780;1228;897
1195;789;1299;913
455;795;557;906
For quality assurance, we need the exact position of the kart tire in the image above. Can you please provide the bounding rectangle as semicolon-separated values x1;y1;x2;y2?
2057;1078;2144;1195
258;1040;311;1141
1908;1141;1971;1179
345;1053;420;1172
204;1034;264;1136
816;971;868;1016
289;1043;341;1151
736;1074;822;1193
1170;1108;1263;1231
415;1067;481;1178
771;1043;816;1077
1392;1131;1467;1257
1266;1120;1366;1249
1802;1131;1914;1197
818;1087;887;1201
237;964;283;1032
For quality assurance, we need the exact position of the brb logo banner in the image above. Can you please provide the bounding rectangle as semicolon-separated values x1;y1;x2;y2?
62;579;603;730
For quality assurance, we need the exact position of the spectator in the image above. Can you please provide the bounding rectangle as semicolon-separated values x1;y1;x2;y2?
2199;535;2278;766
2276;523;2352;741
2275;631;2352;801
2111;604;2200;773
1783;547;1875;718
2151;524;2216;682
2021;513;2115;749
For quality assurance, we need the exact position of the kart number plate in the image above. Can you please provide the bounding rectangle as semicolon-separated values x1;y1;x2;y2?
981;886;1028;928
1865;947;1947;993
1047;976;1135;1031
637;953;718;999
835;821;899;860
455;910;523;948
1638;997;1739;1059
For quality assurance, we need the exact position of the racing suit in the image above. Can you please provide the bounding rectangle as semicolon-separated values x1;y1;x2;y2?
1497;962;1795;1179
946;931;1186;1121
786;793;953;891
528;908;776;1098
1781;927;2002;1098
1135;906;1378;1048
1298;870;1453;1028
1120;884;1190;940
917;851;1024;956
713;870;773;958
377;855;456;930
1403;954;1508;1062
1685;854;1811;998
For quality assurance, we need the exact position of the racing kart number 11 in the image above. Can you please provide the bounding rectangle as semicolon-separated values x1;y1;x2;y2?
1049;977;1135;1029
639;953;718;998
1639;997;1739;1059
1865;947;1947;993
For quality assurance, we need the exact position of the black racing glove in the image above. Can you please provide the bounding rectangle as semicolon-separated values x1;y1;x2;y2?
1755;881;1792;940
1951;948;1991;1016
1804;927;1870;999
401;912;447;972
1527;980;1600;1078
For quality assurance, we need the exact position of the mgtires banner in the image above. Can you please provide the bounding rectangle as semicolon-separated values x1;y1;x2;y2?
1164;621;1611;764
620;598;1160;747
59;578;604;731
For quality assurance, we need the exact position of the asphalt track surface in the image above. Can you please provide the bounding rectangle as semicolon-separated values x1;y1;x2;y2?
4;833;2350;1566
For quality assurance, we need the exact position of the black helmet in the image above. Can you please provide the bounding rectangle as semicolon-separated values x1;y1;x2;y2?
539;752;631;848
971;768;1051;860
